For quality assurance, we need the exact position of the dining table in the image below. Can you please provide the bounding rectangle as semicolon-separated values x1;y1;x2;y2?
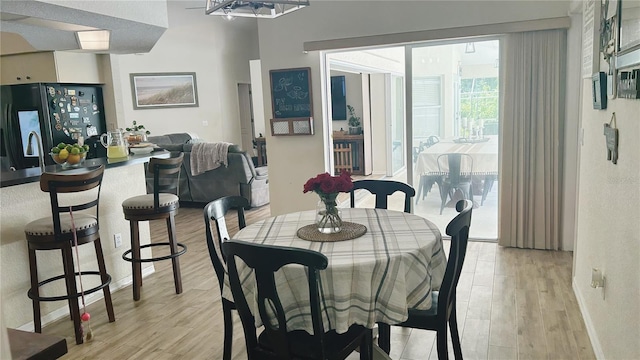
221;207;447;337
414;136;499;204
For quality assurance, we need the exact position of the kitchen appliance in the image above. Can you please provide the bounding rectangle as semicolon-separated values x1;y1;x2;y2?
0;83;107;170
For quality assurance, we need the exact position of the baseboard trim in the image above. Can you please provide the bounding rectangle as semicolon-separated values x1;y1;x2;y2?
17;266;155;331
572;278;605;360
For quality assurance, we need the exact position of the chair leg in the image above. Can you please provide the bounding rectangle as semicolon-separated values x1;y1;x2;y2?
377;323;391;354
481;176;495;206
28;248;42;333
94;239;115;322
130;220;142;301
359;328;374;360
61;249;74;320
436;328;449;360
62;245;83;345
449;308;462;360
222;299;233;360
439;184;450;215
167;212;183;295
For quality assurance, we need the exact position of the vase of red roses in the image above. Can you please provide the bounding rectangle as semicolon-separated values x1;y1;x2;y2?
303;171;353;234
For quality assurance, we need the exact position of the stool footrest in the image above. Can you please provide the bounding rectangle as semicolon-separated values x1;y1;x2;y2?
122;242;187;263
27;271;112;302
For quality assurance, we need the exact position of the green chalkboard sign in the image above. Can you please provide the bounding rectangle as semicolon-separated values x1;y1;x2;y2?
269;67;313;119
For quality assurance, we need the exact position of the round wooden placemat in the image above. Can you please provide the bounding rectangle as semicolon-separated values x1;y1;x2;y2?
296;222;367;242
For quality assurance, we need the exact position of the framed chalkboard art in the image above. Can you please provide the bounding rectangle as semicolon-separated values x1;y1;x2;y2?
270;67;312;118
269;67;314;135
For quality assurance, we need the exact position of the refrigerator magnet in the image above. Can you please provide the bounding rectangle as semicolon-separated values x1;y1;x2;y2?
69;113;79;119
83;107;88;114
63;128;70;137
86;126;98;137
82;117;90;123
58;102;64;108
73;106;80;112
68;89;76;96
48;87;55;96
53;113;60;122
55;123;62;131
67;104;71;112
71;96;77;106
63;88;68;96
61;108;65;114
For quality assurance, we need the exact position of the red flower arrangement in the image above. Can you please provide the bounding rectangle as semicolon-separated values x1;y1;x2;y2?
303;171;354;196
304;171;353;233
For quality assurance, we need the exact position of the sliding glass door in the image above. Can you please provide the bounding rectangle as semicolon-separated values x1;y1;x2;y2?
410;39;500;239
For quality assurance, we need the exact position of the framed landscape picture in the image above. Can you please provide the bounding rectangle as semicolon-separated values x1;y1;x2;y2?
130;72;199;109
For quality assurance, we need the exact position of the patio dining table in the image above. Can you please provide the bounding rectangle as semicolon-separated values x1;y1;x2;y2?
221;207;446;336
414;136;499;204
415;136;498;176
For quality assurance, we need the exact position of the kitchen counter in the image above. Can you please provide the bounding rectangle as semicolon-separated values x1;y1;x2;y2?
0;150;170;188
1;151;166;330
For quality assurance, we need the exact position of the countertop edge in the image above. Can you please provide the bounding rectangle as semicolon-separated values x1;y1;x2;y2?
0;150;171;188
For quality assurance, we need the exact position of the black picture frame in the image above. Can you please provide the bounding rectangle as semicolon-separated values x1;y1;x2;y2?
593;72;608;109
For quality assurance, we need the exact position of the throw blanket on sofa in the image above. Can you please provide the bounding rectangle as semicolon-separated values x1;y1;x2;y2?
191;142;232;176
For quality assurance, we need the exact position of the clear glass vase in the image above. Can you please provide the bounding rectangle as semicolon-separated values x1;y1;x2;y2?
316;193;342;234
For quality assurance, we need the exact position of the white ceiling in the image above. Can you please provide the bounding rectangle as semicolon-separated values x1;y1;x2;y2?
0;0;170;55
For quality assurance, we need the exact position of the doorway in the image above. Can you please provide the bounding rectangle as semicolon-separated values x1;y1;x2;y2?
237;83;255;159
324;38;500;240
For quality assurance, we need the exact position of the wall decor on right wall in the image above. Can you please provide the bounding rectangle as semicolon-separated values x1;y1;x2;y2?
615;0;640;99
603;112;619;164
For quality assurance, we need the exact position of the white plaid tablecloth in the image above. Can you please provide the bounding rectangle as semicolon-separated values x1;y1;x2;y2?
222;208;446;334
415;137;498;176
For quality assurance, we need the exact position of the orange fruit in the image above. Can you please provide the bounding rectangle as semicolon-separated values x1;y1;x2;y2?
66;154;81;165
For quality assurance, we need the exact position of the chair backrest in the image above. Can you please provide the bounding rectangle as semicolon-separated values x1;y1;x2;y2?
223;240;329;360
39;165;104;239
203;196;250;292
149;152;184;209
333;144;353;175
437;153;473;185
350;179;415;213
437;199;473;319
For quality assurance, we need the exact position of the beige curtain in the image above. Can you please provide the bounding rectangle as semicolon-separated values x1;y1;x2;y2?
499;29;566;250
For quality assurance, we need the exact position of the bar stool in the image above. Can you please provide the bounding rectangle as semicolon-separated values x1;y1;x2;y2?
121;153;186;301
24;165;115;345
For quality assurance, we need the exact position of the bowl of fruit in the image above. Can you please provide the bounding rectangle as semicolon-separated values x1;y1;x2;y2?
50;142;89;168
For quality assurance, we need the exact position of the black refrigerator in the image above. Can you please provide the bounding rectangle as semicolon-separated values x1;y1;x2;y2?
0;83;107;170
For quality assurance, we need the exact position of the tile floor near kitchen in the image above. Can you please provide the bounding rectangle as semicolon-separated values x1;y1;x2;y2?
43;204;594;359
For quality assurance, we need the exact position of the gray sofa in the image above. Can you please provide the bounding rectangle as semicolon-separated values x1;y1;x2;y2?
146;133;269;208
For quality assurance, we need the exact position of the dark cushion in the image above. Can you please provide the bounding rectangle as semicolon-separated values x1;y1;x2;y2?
156;144;185;152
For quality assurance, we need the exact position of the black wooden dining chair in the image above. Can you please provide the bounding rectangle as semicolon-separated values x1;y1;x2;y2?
350;179;415;213
223;240;373;360
379;199;472;359
203;196;250;360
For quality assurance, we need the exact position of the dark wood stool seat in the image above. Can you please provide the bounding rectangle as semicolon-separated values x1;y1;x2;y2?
24;165;115;345
121;153;185;301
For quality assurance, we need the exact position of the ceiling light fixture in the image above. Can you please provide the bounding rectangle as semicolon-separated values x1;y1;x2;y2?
75;30;110;50
205;0;309;18
465;42;475;54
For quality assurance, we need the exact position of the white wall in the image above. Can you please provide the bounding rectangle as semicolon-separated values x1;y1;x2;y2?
573;81;640;359
257;0;571;215
111;1;259;144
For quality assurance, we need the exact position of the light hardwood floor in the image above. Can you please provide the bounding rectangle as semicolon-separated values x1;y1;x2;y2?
43;204;594;360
